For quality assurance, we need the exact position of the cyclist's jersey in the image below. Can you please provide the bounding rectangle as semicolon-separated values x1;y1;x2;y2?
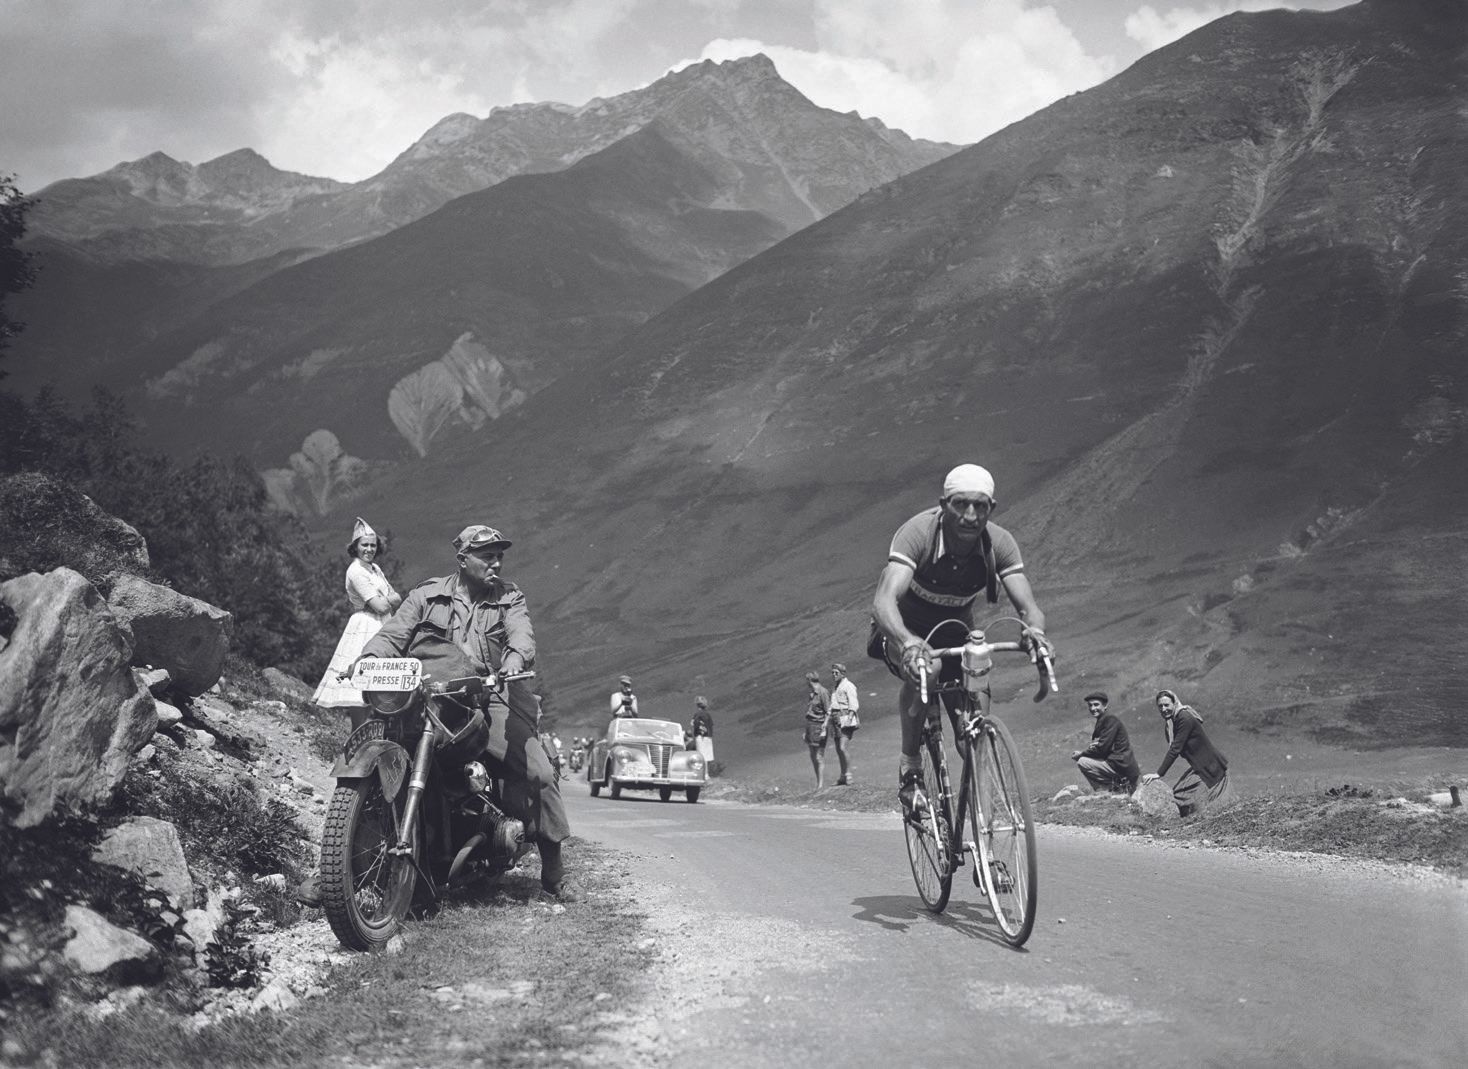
888;509;1024;619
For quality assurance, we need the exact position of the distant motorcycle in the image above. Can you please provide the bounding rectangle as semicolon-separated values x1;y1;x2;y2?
319;657;534;951
568;746;586;773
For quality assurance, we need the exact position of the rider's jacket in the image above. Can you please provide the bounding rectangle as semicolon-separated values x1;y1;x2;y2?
362;572;534;675
887;508;1024;615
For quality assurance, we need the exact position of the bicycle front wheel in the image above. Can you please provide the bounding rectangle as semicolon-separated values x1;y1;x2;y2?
971;716;1038;946
903;731;953;912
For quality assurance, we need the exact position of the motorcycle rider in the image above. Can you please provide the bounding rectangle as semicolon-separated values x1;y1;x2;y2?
871;464;1054;815
358;523;573;899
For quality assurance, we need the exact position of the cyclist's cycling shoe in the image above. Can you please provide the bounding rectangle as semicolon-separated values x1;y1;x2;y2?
899;770;929;818
989;861;1014;894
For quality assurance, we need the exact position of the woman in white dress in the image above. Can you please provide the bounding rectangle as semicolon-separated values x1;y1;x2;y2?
311;517;402;727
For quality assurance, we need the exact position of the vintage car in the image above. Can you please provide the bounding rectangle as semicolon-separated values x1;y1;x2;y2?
588;717;706;802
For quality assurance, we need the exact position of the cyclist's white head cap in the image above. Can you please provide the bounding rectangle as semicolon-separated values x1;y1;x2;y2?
942;464;995;499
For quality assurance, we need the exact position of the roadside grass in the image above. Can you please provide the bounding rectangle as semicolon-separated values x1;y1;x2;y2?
5;839;648;1069
701;775;1468;875
1034;782;1468;875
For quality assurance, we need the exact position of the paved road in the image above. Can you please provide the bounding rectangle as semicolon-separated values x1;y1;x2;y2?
565;789;1468;1069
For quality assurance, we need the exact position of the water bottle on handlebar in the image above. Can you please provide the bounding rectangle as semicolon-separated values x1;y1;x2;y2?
918;627;1058;704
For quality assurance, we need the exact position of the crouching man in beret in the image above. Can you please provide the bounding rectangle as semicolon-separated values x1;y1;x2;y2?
1071;691;1140;795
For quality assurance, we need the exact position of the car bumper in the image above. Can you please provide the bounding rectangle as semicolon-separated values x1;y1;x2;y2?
612;774;706;788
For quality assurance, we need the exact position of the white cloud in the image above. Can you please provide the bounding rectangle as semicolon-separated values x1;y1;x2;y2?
1122;1;1350;53
675;0;1115;146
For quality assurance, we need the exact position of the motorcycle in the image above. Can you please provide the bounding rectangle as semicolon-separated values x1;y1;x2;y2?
568;746;586;773
319;656;534;951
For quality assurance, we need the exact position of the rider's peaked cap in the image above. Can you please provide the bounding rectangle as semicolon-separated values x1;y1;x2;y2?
454;525;512;552
1084;692;1109;705
619;674;632;685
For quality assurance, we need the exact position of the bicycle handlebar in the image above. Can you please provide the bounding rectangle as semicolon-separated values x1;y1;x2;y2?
919;643;1058;705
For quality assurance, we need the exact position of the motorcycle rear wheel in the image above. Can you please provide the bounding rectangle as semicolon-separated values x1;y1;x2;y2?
320;777;418;951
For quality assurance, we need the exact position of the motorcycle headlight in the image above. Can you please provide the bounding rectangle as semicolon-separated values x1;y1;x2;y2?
365;689;416;716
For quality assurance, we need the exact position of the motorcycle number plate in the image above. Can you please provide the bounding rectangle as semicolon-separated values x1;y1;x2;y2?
351;658;422;691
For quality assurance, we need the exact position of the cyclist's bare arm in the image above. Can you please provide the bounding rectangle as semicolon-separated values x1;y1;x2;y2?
1000;572;1048;640
873;560;922;650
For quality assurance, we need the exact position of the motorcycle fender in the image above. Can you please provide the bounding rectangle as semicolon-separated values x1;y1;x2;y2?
331;740;411;801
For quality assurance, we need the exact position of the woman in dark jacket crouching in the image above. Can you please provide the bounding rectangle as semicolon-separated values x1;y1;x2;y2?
1142;690;1232;816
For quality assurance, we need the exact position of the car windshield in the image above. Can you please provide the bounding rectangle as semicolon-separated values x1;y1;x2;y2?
611;719;684;743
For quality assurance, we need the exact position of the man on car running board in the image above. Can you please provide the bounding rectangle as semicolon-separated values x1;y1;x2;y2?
871;464;1055;815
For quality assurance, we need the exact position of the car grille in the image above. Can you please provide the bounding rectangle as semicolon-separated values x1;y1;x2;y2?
649;743;673;776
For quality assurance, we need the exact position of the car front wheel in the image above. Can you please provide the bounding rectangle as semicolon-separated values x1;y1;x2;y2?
685;787;701;803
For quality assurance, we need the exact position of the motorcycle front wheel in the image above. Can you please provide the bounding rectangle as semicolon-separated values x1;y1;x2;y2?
320;777;418;951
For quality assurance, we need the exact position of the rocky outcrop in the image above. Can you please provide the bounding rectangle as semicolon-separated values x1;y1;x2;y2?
0;569;157;828
105;575;233;696
0;473;150;587
61;906;159;979
93;817;196;910
387;334;527;456
261;430;368;516
262;668;313;703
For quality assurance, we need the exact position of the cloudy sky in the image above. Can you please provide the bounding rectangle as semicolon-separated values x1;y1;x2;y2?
2;0;1354;192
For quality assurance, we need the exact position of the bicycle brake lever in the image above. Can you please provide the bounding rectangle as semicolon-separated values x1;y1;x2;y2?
919;663;929;706
1033;651;1058;702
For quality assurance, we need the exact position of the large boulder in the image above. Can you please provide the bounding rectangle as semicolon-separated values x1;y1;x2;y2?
0;569;158;828
0;472;150;586
62;905;158;978
105;574;233;696
261;667;313;703
93;816;196;910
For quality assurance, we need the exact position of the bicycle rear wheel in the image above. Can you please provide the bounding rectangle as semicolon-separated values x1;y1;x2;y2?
971;716;1038;946
903;730;953;912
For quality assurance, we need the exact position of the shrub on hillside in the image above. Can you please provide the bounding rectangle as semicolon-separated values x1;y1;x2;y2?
0;388;350;678
0;470;151;588
119;753;309;884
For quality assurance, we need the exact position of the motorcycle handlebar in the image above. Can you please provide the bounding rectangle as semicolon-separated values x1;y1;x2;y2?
429;670;536;696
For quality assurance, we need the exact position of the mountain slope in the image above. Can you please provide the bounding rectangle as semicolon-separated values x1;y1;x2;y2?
336;0;1467;758
22;54;955;268
116;123;786;460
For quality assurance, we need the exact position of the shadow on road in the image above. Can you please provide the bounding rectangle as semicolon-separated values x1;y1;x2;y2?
849;894;1026;951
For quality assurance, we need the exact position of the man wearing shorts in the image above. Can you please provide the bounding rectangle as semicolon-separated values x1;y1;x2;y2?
872;464;1054;813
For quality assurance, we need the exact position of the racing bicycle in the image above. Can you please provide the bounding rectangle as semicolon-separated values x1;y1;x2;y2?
901;617;1057;947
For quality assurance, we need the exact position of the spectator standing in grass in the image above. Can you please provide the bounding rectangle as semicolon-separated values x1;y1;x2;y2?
827;663;860;785
310;517;400;731
689;696;715;762
1143;689;1232;816
1070;691;1140;794
803;670;832;787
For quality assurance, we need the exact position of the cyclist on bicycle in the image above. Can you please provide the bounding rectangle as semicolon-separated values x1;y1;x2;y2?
871;464;1054;814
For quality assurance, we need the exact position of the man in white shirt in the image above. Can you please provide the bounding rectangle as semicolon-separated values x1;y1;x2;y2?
609;674;639;719
828;663;860;786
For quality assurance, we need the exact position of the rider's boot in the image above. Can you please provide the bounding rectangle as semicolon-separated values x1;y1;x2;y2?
538;839;577;903
898;768;929;818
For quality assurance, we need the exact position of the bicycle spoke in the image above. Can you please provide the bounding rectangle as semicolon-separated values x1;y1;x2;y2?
976;717;1038;946
904;727;953;912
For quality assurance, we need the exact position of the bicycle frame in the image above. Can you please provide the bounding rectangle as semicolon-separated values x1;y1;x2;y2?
903;618;1049;944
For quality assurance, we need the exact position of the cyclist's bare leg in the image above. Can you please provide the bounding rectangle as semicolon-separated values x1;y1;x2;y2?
898;680;928;770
